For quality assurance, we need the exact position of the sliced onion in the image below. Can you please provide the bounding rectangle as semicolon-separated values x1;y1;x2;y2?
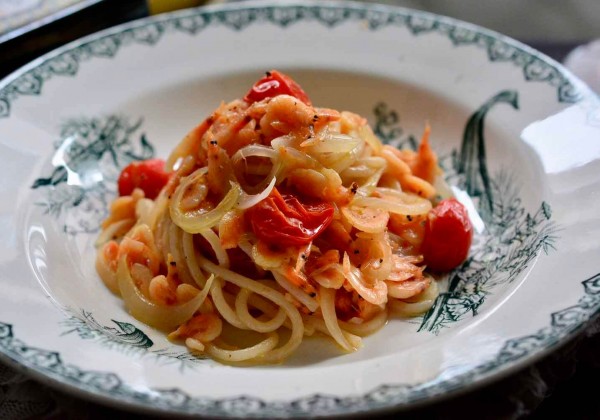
117;256;212;331
319;286;355;351
233;144;279;161
170;180;241;234
358;125;383;154
341;205;389;233
236;176;276;210
231;144;282;194
352;193;432;216
355;167;384;197
302;131;362;154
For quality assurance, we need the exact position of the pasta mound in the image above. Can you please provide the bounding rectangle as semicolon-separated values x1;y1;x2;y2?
96;71;463;364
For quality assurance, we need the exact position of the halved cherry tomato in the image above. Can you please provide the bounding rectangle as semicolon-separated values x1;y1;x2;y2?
244;70;312;106
118;158;170;199
422;198;473;272
246;188;333;247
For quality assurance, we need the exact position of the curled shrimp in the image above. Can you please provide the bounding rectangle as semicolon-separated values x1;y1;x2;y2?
387;275;431;299
169;312;223;347
118;224;162;274
342;252;387;305
258;95;340;141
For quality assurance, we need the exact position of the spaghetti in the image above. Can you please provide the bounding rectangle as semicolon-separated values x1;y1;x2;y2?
96;71;472;364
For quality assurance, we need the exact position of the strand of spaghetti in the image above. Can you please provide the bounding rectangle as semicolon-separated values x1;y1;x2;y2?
209;278;248;330
204;332;279;363
182;231;207;287
308;315;362;349
235;288;287;333
338;309;389;337
199;228;230;268
271;270;319;313
198;255;304;362
319;286;357;351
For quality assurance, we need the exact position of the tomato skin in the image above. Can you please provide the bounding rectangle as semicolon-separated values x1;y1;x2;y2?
422;199;473;272
117;158;170;199
246;189;334;247
244;70;312;106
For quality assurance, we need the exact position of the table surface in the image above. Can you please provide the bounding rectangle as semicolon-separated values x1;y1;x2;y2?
0;1;598;419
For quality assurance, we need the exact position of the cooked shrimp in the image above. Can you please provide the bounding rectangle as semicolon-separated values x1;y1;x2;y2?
219;210;247;249
166;117;213;171
169;312;223;343
118;225;161;274
398;125;439;184
387;275;430;299
206;133;234;197
387;255;424;282
380;145;436;198
101;188;144;229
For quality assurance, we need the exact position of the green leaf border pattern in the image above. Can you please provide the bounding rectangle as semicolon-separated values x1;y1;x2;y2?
0;273;598;417
31;115;153;235
60;310;206;369
0;3;582;119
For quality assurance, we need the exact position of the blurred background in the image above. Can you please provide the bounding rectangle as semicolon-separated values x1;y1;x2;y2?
1;0;599;83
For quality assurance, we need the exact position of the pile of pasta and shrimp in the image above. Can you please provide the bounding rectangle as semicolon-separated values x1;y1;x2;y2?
96;70;473;364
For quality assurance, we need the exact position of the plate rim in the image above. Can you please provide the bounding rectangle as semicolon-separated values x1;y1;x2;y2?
0;0;599;417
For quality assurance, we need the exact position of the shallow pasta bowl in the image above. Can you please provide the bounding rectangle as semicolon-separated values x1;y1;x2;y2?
1;0;599;417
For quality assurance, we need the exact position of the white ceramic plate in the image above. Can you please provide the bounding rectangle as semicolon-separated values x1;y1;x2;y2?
1;1;599;417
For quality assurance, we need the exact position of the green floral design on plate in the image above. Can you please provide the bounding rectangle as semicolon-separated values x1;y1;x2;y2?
0;3;582;119
32;115;153;235
375;91;557;333
61;310;205;369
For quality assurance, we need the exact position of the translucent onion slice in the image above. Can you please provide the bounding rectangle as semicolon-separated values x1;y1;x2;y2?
301;131;361;154
341;205;389;234
117;256;213;331
236;176;276;210
170;180;242;234
352;194;432;216
355;167;384;197
319;286;355;351
358;125;383;154
231;144;282;194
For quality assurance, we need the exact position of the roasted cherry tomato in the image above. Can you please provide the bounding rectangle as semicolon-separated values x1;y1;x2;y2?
118;158;170;199
244;70;312;106
422;198;473;272
246;188;333;247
